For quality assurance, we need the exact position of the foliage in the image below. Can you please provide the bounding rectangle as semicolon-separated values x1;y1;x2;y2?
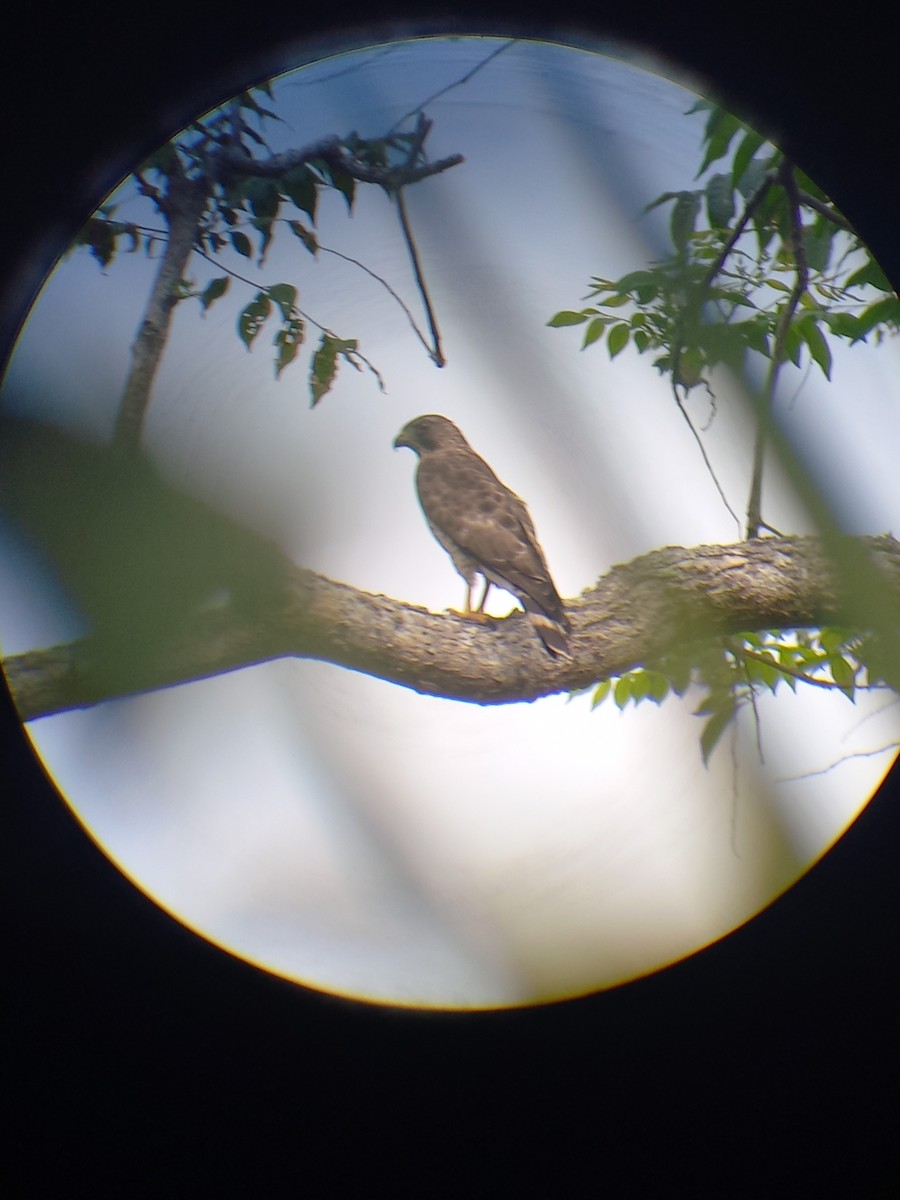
586;627;890;765
549;102;898;396
552;99;899;762
70;86;450;409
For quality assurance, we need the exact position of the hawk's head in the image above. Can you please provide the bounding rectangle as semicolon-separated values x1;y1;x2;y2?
393;414;471;456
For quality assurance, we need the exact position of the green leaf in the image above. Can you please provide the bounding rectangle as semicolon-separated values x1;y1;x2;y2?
308;334;359;407
802;221;835;273
845;257;891;291
744;317;771;357
643;671;671;704
666;658;693;696
547;310;590;327
853;295;900;340
697;109;742;176
582;317;607;348
670;191;702;251
642;191;679;214
84;219;118;269
273;317;304;378
266;282;298;321
230;230;252;258
325;162;356;211
676;345;705;388
590;679;611;709
237;292;272;349
731;129;765;189
244;177;280;222
607;323;630;359
819;627;849;654
827;654;857;700
252;218;274;266
287;220;318;255
705;173;735;229
745;652;780;692
821;312;862;340
613;675;633;710
282;165;318;223
614;269;660;304
238;89;278;121
782;322;803;367
793;167;829;203
736;154;773;200
199;276;230;313
798;319;832;379
698;698;738;766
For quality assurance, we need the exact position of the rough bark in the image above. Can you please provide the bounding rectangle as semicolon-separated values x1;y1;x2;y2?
5;534;900;723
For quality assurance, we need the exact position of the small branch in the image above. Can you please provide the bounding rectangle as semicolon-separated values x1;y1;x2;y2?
795;190;855;233
667;171;777;532
317;243;438;361
671;380;743;535
738;647;868;691
701;170;777;291
394;188;445;367
778;743;900;782
388;40;517;134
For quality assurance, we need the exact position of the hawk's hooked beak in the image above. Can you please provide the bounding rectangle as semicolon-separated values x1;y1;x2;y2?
393;428;413;452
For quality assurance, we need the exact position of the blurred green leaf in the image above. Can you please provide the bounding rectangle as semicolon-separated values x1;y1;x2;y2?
200;276;230;312
698;698;737;766
608;323;630;359
582;317;607;348
547;310;590;327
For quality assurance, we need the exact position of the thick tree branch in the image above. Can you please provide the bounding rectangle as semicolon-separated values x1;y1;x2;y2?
5;534;900;723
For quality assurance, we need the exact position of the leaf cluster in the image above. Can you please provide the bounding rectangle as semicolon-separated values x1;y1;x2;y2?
548;102;898;394
586;627;889;765
70;86;426;405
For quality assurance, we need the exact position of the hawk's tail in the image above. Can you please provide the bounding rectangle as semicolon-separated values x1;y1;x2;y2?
526;606;572;660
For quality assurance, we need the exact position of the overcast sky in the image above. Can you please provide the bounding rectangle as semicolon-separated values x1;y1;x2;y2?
3;37;899;1008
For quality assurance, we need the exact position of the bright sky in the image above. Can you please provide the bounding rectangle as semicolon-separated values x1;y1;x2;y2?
2;37;899;1008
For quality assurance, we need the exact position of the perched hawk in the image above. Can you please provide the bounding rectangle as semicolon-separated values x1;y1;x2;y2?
393;413;571;658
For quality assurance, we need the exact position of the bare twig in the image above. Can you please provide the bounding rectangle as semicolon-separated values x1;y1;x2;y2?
388;39;517;134
670;379;743;535
778;743;900;782
394;187;445;367
318;243;437;362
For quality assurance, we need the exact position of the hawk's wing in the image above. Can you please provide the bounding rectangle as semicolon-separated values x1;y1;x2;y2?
416;447;569;643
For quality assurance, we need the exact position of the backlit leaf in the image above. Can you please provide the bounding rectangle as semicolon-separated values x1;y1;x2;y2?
607;323;630;359
200;276;230;312
547;310;590;327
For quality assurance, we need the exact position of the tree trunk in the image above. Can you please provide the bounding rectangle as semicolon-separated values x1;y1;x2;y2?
113;171;208;452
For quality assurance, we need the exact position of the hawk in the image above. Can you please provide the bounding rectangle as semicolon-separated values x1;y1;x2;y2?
393;414;571;658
